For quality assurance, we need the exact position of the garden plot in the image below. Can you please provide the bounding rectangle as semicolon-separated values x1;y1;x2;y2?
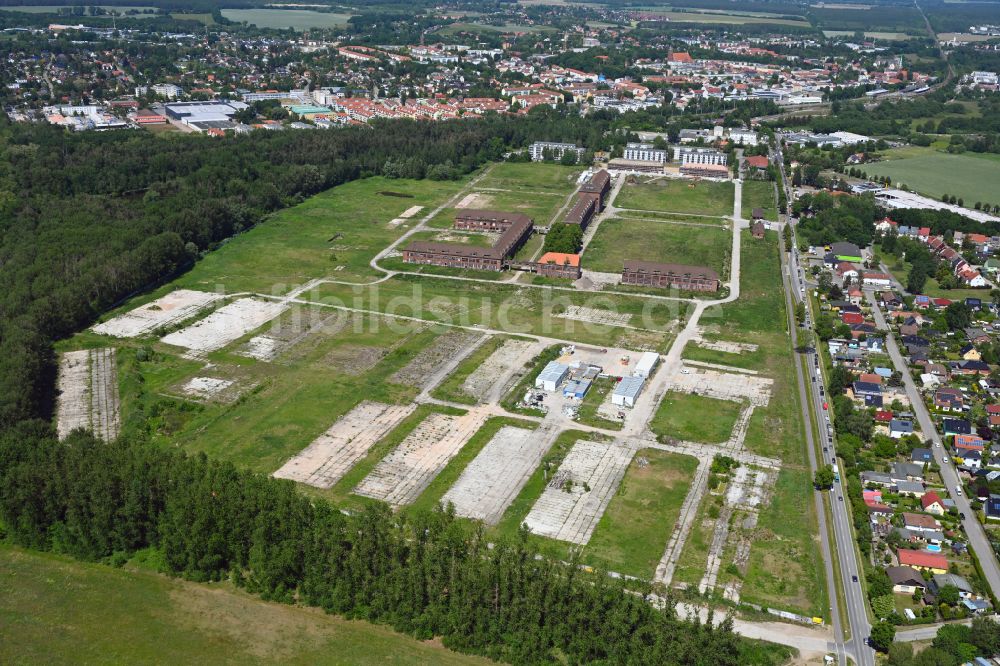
273;401;416;489
523;440;634;545
390;330;483;387
56;348;120;441
441;425;550;524
92;289;223;338
555;305;632;327
160;298;288;356
461;339;538;401
354;410;488;506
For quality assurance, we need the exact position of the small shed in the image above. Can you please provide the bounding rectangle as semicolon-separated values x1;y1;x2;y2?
612;376;645;408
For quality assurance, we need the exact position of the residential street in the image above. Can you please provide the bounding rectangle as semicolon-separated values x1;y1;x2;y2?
867;294;1000;596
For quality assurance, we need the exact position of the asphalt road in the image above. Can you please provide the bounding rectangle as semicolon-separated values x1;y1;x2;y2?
867;295;1000;595
776;145;876;666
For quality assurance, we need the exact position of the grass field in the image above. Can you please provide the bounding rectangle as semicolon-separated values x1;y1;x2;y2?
315;275;684;349
584;217;731;275
680;231;826;616
583;449;698;578
649;391;744;444
741;180;778;222
168;176;467;294
0;545;487;665
476;162;583;194
614;179;735;217
864;147;1000;206
575;376;624;430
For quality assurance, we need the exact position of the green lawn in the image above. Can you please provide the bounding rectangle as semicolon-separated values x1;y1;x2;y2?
649;391;744;444
583;449;698;578
864;147;1000;207
169;176;467;294
672;491;723;586
584;217;731;276
741;180;778;221
476;162;583;194
0;545;487;666
614;178;735;217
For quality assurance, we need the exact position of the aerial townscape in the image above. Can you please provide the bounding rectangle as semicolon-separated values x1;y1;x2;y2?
5;0;1000;664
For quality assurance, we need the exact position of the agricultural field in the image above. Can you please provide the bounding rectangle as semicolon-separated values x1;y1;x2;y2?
864;146;1000;207
649;391;745;444
0;545;486;666
220;8;353;29
740;181;778;222
681;232;826;616
614;178;735;217
584;217;731;276
583;449;699;578
632;8;810;26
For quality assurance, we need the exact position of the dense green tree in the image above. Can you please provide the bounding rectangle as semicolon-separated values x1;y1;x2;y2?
870;621;896;653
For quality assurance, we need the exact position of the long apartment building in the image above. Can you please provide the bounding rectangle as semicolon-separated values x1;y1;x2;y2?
624;142;668;163
529;141;585;162
672;146;728;165
621;260;719;292
402;210;532;271
563;169;611;230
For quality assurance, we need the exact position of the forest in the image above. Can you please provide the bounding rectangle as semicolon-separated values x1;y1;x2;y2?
0;426;791;665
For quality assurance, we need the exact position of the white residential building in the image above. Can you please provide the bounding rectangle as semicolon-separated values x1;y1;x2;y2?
623;142;668;163
673;146;728;166
529;141;585;162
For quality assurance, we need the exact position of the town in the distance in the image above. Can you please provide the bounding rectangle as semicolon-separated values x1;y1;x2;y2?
3;1;1000;665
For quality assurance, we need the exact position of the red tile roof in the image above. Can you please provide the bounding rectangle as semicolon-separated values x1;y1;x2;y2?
898;550;948;570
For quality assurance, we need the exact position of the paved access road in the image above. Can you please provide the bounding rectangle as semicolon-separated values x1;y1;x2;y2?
775;143;876;666
867;295;1000;595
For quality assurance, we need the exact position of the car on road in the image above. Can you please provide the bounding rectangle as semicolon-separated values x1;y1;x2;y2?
823;402;828;410
823;447;828;452
852;575;858;582
960;512;966;520
955;485;963;496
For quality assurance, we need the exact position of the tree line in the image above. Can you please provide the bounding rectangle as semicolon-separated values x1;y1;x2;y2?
0;426;790;666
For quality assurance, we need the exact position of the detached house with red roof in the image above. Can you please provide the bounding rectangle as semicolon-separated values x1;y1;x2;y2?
898;549;948;573
922;491;946;516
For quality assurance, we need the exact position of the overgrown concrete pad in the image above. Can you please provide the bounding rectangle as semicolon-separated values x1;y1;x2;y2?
273;401;416;489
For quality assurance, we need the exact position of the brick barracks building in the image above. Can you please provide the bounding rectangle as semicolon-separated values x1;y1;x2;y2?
402;210;532;271
563;169;611;230
621;260;719;292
